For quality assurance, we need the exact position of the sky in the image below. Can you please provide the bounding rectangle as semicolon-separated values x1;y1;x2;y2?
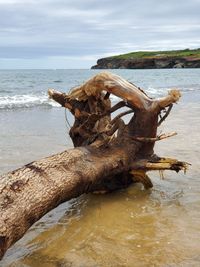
0;0;200;69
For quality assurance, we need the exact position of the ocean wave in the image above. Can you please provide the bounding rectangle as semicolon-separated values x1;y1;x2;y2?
0;94;120;110
0;85;198;110
145;87;167;96
145;86;199;97
0;94;60;110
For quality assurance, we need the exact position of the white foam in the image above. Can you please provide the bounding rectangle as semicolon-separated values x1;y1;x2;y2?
146;86;166;97
0;86;196;110
0;94;61;109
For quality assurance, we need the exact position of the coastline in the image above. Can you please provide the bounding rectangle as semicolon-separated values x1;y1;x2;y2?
91;49;200;69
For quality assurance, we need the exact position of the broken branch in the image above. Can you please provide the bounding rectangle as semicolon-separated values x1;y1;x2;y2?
132;132;177;142
131;157;189;173
158;104;173;126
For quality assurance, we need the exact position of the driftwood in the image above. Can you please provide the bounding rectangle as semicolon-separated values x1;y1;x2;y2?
0;72;188;260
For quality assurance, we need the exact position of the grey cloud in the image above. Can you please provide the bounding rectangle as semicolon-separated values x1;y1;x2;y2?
0;0;199;68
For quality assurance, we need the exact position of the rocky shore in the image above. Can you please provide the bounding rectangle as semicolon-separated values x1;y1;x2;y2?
92;55;200;69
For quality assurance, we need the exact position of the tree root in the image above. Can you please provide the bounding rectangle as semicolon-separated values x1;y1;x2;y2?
132;132;177;142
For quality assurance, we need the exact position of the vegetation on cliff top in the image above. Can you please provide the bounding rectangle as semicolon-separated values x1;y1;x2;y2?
106;48;200;60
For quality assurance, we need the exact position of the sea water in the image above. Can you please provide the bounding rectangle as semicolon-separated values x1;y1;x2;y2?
0;69;200;266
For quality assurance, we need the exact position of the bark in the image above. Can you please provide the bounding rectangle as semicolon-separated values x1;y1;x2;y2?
0;72;188;260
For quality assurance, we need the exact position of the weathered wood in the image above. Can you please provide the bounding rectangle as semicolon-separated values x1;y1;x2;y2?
0;72;187;260
0;145;131;259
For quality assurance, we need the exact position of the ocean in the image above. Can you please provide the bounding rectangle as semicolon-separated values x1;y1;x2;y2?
0;69;200;266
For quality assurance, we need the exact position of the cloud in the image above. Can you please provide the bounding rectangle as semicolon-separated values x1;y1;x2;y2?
0;0;200;68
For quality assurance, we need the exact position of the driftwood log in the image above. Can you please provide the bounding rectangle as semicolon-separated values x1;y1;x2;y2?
0;72;188;260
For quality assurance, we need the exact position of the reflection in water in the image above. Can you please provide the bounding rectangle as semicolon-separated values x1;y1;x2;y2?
1;92;200;267
3;171;200;267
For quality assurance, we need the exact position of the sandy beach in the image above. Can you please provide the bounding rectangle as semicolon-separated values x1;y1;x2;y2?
0;69;200;266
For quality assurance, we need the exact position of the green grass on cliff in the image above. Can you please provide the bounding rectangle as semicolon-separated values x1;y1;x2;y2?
108;48;200;60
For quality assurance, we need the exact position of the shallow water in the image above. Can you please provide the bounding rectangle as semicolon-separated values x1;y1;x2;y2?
0;69;200;266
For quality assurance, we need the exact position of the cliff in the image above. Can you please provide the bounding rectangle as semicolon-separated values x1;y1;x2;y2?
91;49;200;69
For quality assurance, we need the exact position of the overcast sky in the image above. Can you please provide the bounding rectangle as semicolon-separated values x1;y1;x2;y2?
0;0;200;69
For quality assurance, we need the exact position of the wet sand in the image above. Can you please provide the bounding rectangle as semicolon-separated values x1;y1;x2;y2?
0;69;200;267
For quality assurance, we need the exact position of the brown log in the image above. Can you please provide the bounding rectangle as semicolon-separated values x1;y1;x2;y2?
0;146;131;259
0;72;188;260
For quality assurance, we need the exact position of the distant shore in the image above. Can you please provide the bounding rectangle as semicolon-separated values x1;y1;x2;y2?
91;48;200;69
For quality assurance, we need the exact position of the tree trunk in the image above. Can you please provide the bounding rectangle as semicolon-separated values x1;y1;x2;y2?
0;72;188;260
